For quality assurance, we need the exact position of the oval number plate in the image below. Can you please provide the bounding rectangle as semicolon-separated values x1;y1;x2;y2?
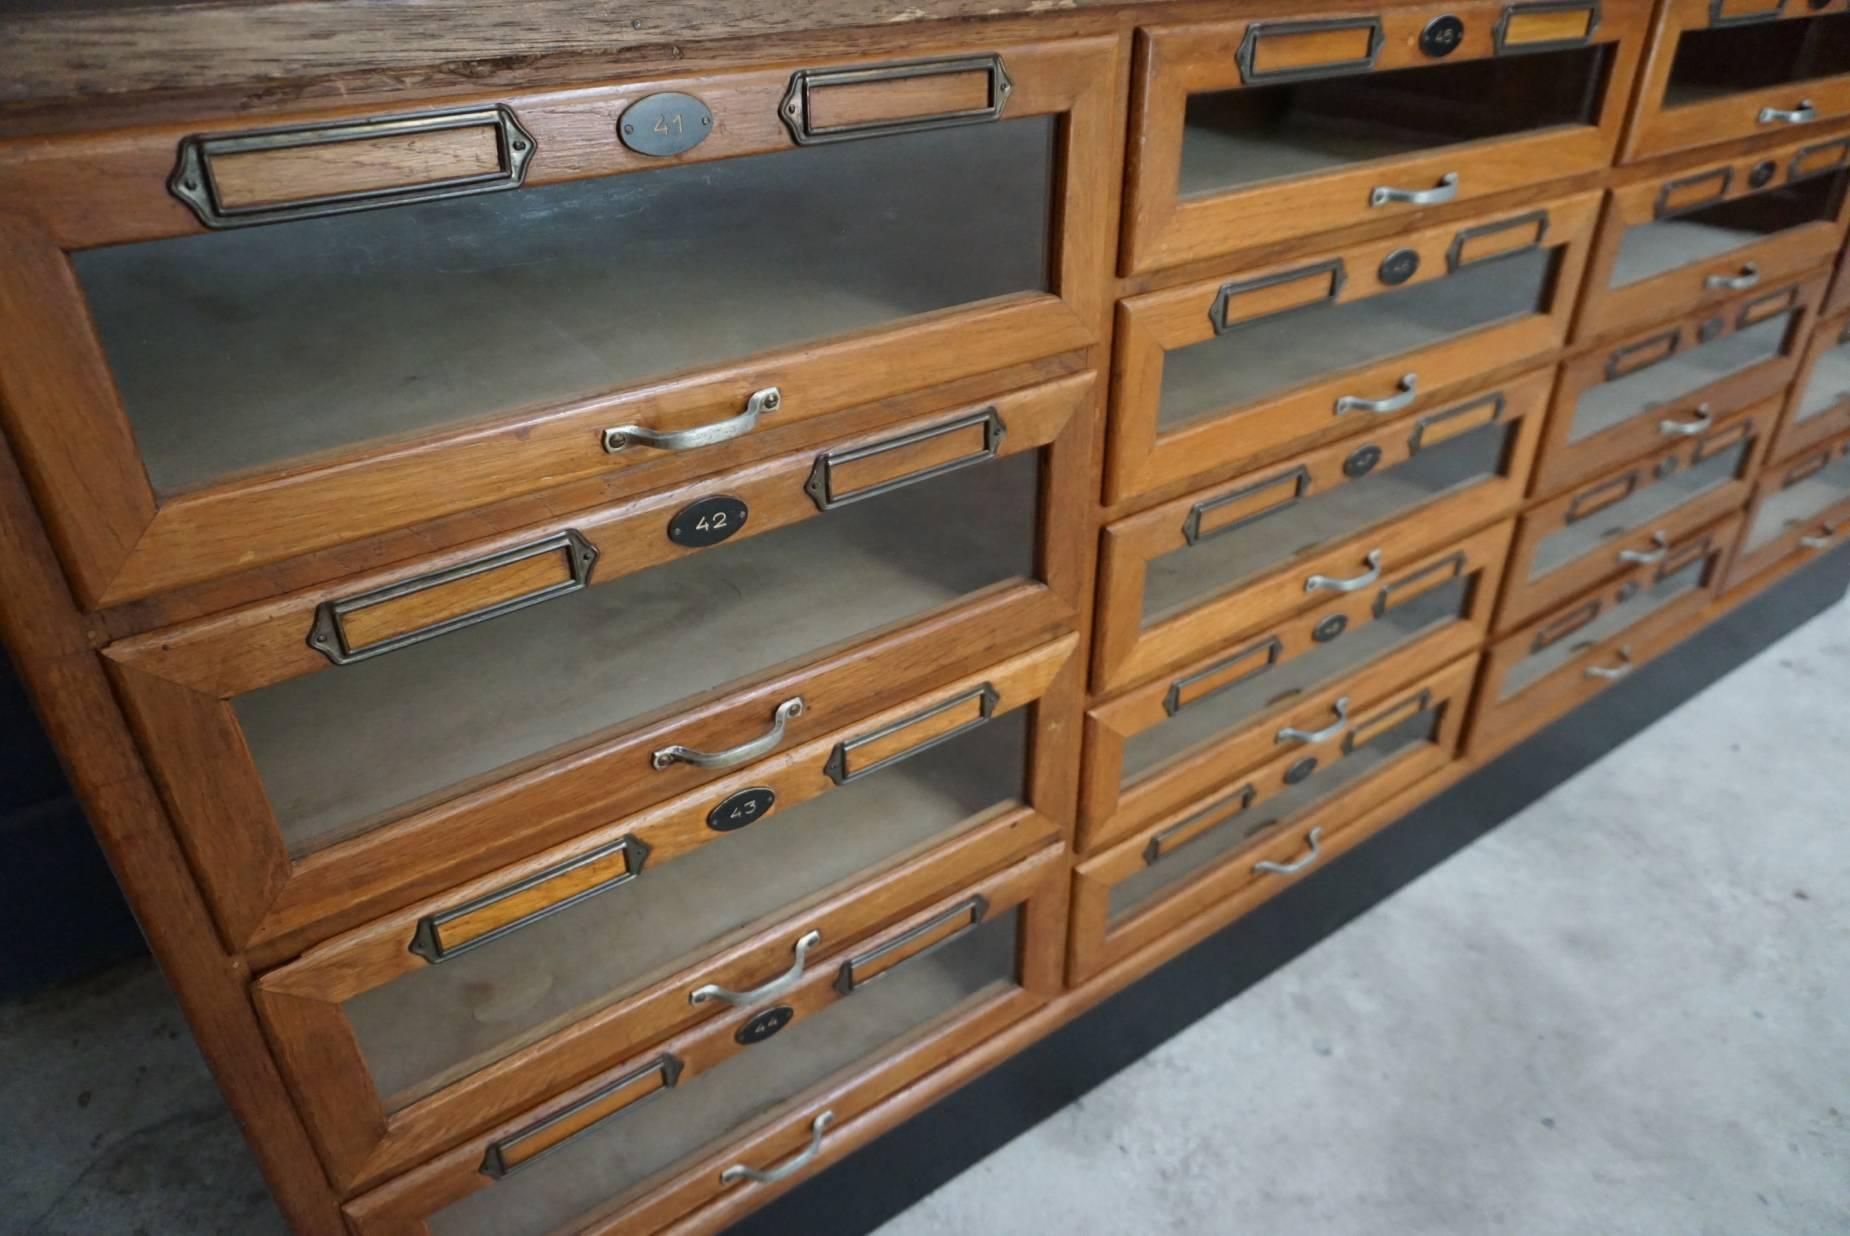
619;92;714;157
669;495;749;548
708;786;776;833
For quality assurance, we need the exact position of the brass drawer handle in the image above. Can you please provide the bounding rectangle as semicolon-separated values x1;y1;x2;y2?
1276;696;1350;746
1335;373;1418;416
1584;647;1634;680
1658;404;1713;438
1758;100;1816;126
1617;531;1670;566
1306;549;1384;594
603;387;781;453
1370;172;1458;208
652;697;805;771
722;1111;835;1186
1800;523;1839;550
1254;826;1324;876
690;929;821;1007
1704;263;1759;292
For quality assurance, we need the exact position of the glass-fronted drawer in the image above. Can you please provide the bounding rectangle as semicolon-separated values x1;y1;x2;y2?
1536;275;1821;495
1623;0;1850;164
1096;371;1545;692
1579;134;1850;342
1108;196;1595;502
1728;430;1850;587
1121;0;1644;273
0;38;1116;607
342;848;1066;1236
1070;656;1473;983
1081;522;1509;854
1500;399;1771;631
104;375;1092;954
1773;309;1850;460
1472;515;1736;758
254;635;1075;1189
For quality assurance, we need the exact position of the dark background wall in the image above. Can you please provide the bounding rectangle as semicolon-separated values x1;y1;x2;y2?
0;653;144;999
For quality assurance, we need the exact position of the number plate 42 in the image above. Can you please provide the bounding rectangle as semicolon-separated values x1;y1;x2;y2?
669;494;749;548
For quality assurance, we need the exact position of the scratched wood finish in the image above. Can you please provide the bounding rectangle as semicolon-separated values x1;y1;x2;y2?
1622;0;1850;165
1121;0;1646;274
1106;193;1598;504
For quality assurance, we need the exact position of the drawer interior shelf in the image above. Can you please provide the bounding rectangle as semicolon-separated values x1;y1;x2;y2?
1529;437;1750;579
1744;446;1850;553
1610;173;1845;288
1569;313;1792;443
73;118;1057;496
1661;14;1850;110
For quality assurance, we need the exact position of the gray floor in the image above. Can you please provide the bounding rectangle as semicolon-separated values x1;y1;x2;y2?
3;595;1846;1236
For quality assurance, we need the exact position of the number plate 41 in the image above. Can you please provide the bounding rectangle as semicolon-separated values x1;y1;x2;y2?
619;92;715;158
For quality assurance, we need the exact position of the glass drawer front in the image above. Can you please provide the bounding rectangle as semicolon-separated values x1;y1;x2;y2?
1121;574;1470;782
1108;698;1440;921
342;710;1026;1109
1178;47;1610;200
1158;248;1555;431
1663;14;1850;111
73;119;1056;497
1529;437;1750;579
1794;324;1850;423
1569;312;1792;443
1140;417;1512;623
426;907;1020;1236
235;449;1039;857
1611;171;1846;288
1502;555;1708;698
1745;445;1850;552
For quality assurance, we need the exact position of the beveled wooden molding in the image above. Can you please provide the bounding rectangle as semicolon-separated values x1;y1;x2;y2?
0;410;346;1232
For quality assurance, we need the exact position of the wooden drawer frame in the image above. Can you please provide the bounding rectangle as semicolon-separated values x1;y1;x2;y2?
1120;0;1646;275
1069;655;1475;984
1470;513;1739;758
102;374;1093;959
1725;428;1850;586
1498;397;1772;632
1622;0;1850;164
1771;305;1850;461
342;845;1069;1236
1829;238;1850;314
1107;194;1598;504
0;35;1118;609
1081;520;1512;855
1575;132;1850;343
253;633;1075;1190
1536;273;1823;495
1095;369;1547;693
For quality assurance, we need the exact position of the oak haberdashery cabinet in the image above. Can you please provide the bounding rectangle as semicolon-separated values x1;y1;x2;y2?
0;2;1846;1233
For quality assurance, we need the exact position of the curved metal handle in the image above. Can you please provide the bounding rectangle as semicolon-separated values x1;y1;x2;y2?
1305;550;1383;594
1657;404;1712;437
690;930;821;1007
1370;172;1458;208
1704;262;1759;292
1758;100;1816;125
1335;373;1418;416
603;387;782;453
1617;531;1670;566
1276;697;1350;746
721;1111;834;1186
1800;523;1839;550
1254;827;1325;876
1584;647;1634;681
653;697;805;771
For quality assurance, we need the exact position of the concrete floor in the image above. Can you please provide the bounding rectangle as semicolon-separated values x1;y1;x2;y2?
3;594;1845;1236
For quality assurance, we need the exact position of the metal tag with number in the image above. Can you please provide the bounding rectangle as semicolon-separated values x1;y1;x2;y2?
669;495;749;548
619;93;714;157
